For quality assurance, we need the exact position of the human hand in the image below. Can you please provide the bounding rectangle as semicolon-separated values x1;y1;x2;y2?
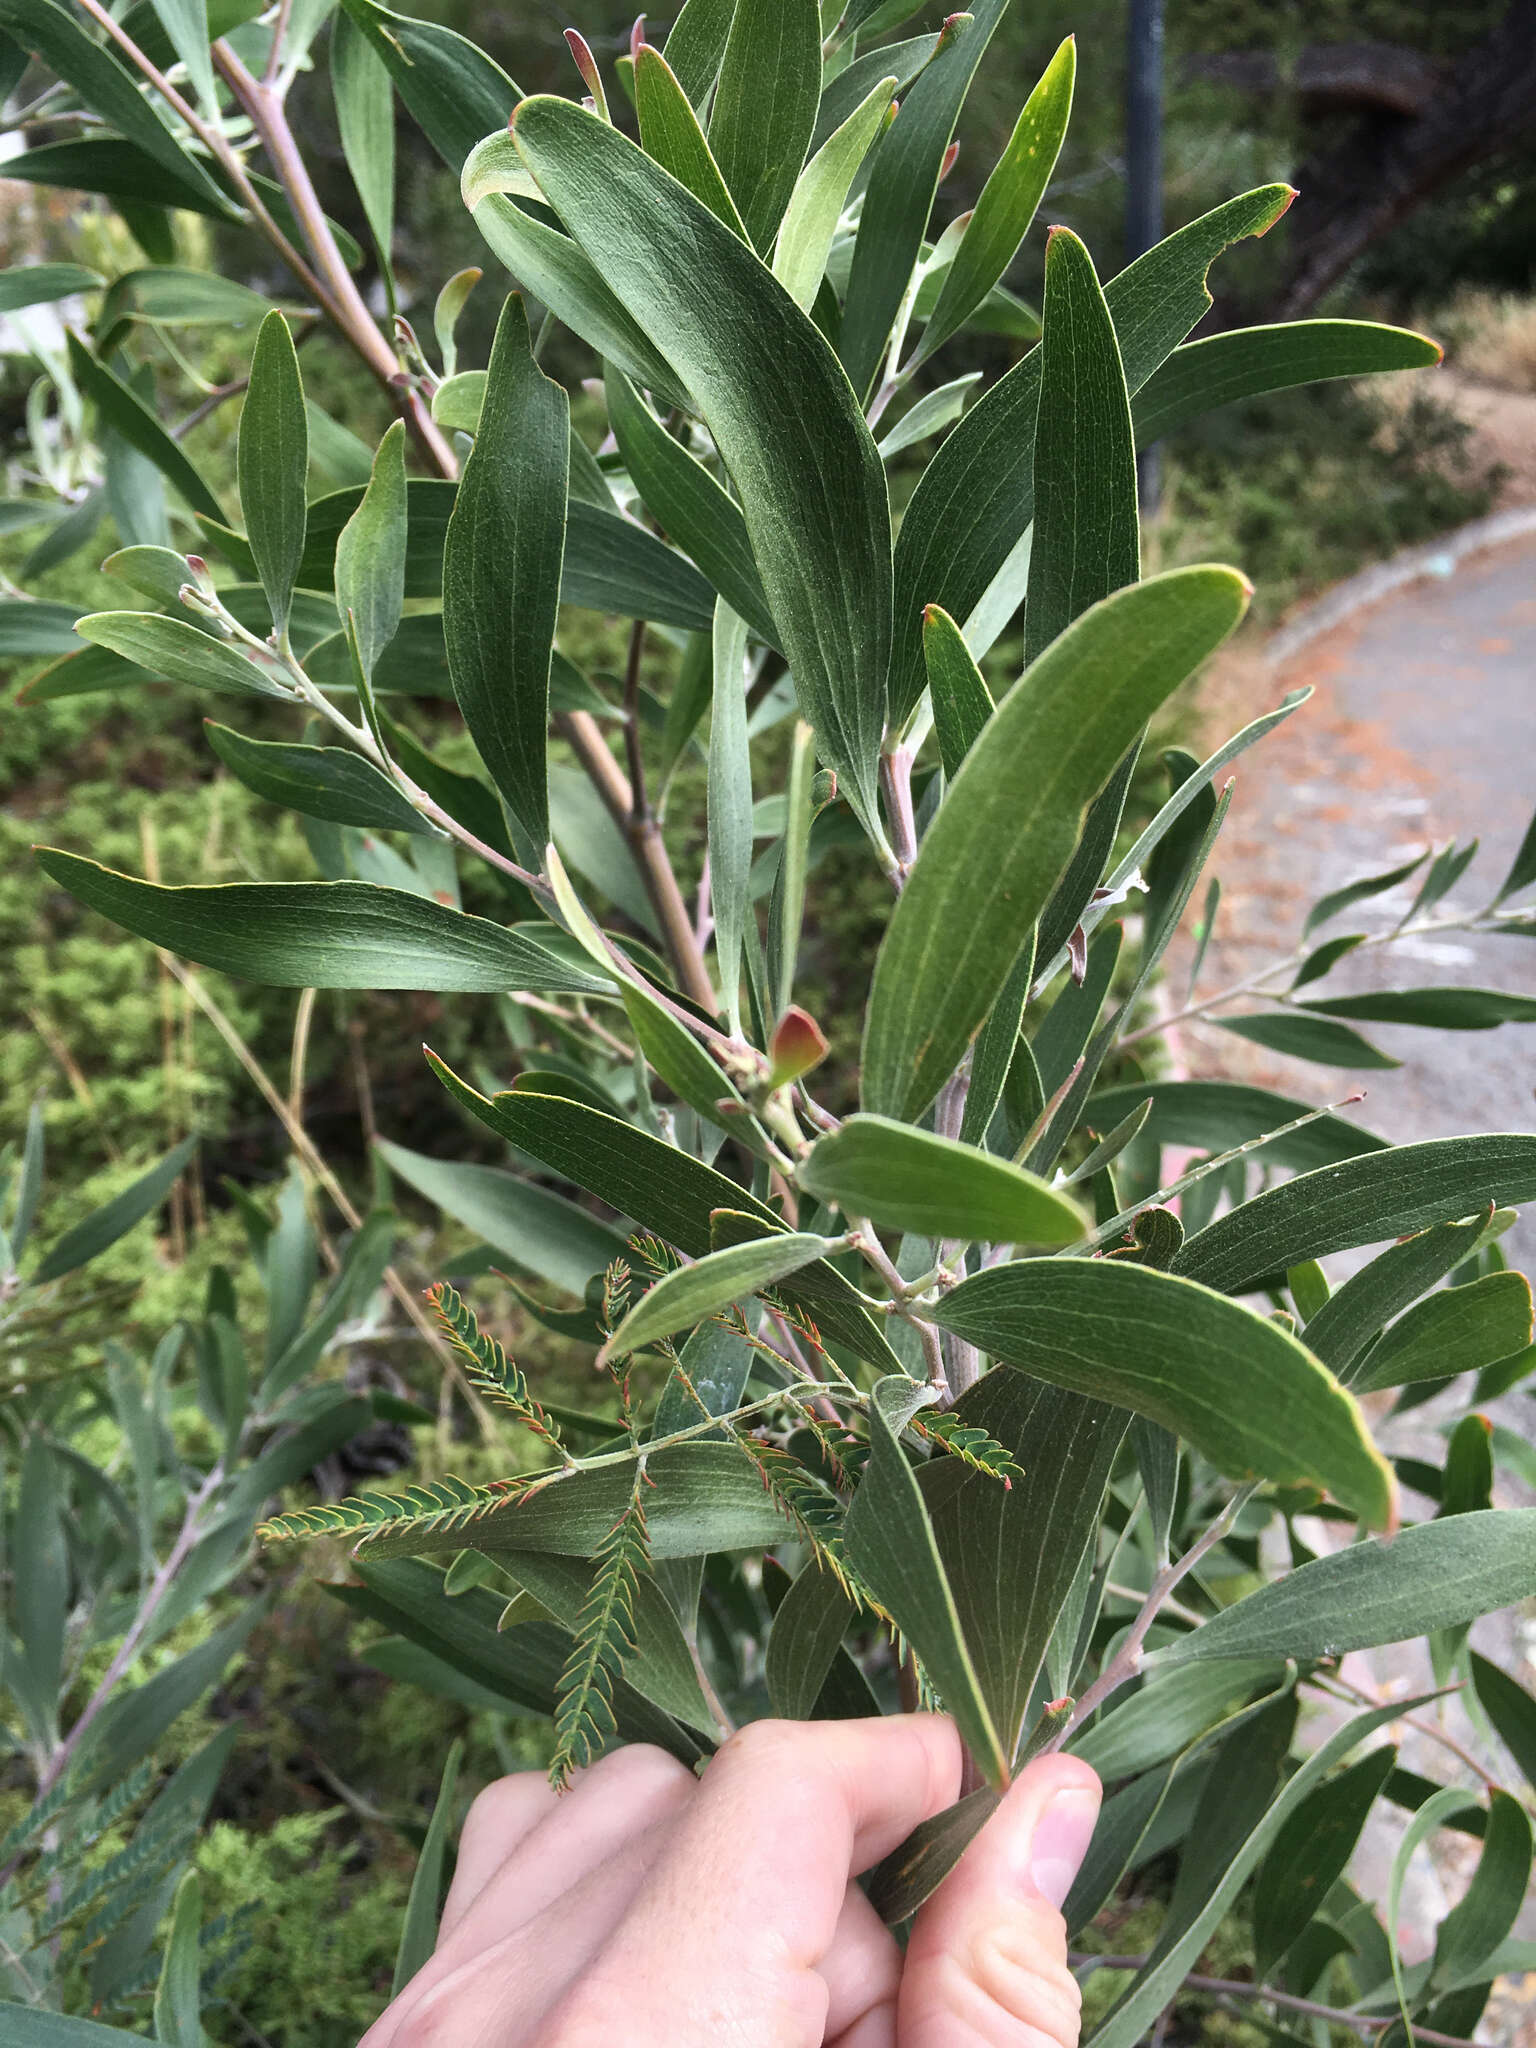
362;1714;1101;2047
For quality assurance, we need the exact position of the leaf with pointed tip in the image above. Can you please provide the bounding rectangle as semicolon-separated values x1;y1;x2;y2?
0;261;102;311
203;722;428;835
74;611;288;698
706;0;820;251
443;295;566;856
1304;850;1428;936
1433;1789;1533;1990
1303;1213;1504;1378
838;2;1009;400
1081;1079;1385;1177
1156;1511;1536;1667
1303;986;1536;1030
845;1377;1010;1790
34;853;610;995
912;35;1074;370
708;599;754;1028
1026;223;1139;662
923;603;995;780
512;93;892;833
863;568;1249;1123
334;420;406;679
1174;1134;1536;1296
602;1230;846;1362
662;0;735;105
799;1115;1083;1246
866;1787;999;1925
1216;1010;1400;1070
1351;1270;1532;1394
766;1565;861;1721
375;1138;624;1297
773;73;897;312
338;0;519;170
887;184;1293;725
929;1260;1396;1529
239;312;308;635
426;1063;904;1371
635;42;746;236
1132;318;1442;444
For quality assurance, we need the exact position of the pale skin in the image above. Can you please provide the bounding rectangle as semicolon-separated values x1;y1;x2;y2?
361;1715;1102;2048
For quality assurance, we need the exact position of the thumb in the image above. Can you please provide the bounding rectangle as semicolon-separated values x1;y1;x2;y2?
897;1753;1100;2046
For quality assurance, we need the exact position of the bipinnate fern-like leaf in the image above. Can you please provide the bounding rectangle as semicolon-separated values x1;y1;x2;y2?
549;1468;651;1787
429;1282;567;1452
259;1471;518;1547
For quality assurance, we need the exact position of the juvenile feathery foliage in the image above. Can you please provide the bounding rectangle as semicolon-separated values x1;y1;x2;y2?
428;1281;566;1451
549;1467;652;1787
258;1473;517;1548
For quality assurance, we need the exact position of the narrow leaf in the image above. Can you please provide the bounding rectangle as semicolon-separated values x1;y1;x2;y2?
335;421;406;680
800;1114;1084;1246
773;73;897;312
72;611;288;698
332;9;395;270
924;603;995;780
708;599;753;1030
392;1740;462;1993
600;1229;847;1364
203;721;427;834
635;42;746;236
239;312;308;636
707;0;821;251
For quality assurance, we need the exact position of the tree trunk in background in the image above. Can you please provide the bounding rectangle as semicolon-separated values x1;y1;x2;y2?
1218;1;1536;317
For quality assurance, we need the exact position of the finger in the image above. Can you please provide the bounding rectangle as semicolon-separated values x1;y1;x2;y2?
438;1773;557;1944
552;1715;963;2046
899;1753;1100;2047
820;1883;903;2041
374;1815;689;2048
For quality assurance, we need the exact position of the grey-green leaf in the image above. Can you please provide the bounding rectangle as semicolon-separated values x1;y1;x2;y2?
73;610;289;699
706;0;820;251
863;567;1249;1123
799;1115;1084;1246
600;1229;847;1364
442;294;567;856
844;1377;1010;1790
335;420;407;679
203;721;428;835
929;1259;1397;1530
1351;1270;1533;1394
238;312;308;636
34;853;611;996
1154;1511;1536;1666
512;94;892;834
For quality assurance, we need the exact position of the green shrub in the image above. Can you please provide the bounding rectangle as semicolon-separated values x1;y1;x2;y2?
3;6;1536;2046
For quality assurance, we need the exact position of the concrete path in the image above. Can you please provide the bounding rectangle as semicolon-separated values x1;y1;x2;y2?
1162;534;1536;2034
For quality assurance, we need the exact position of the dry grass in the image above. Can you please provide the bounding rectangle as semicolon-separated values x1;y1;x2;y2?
1440;287;1536;392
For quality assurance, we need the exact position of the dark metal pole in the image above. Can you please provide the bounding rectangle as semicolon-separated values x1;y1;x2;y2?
1126;0;1164;510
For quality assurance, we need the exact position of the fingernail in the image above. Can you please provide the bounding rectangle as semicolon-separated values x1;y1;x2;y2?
1027;1787;1100;1908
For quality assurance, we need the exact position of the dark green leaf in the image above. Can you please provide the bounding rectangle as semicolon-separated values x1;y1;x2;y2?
0;261;102;310
1471;1653;1536;1793
811;35;938;151
334;421;406;679
845;1376;1010;1789
863;568;1249;1122
1157;1510;1536;1667
924;603;995;781
15;1438;68;1723
238;312;308;636
1252;1744;1397;1978
0;599;86;658
706;0;820;251
32;1136;197;1283
1433;1790;1532;1988
1081;1080;1386;1175
202;721;426;834
1495;801;1536;904
865;1787;998;1926
1304;850;1427;936
1216;1010;1400;1069
911;36;1074;369
512;94;892;833
443;294;567;855
1026;222;1138;658
427;1062;904;1371
1132;319;1442;444
65;335;225;523
152;1869;203;2048
1072;1660;1287;1780
1304;987;1536;1030
838;3;1007;400
1291;932;1368;990
604;366;777;646
926;1373;1125;1757
0;0;231;209
1175;1135;1536;1296
34;852;610;995
635;42;746;236
375;1138;624;1298
392;1740;462;1995
887;183;1292;723
798;1114;1084;1245
930;1259;1396;1529
338;0;519;171
1352;1271;1533;1394
766;1565;860;1721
